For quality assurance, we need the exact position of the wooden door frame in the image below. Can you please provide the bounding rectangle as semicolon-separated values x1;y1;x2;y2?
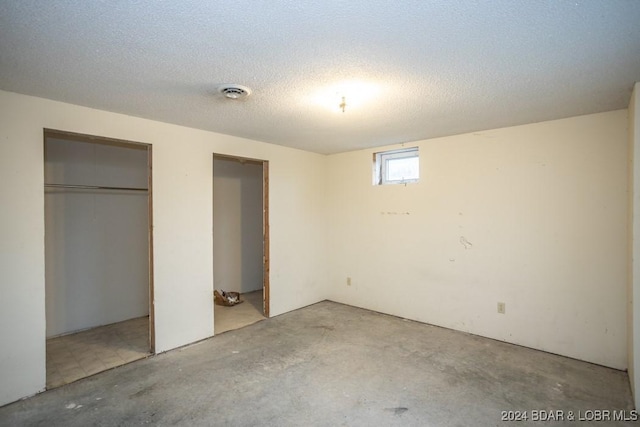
262;161;270;317
212;153;270;317
43;128;156;353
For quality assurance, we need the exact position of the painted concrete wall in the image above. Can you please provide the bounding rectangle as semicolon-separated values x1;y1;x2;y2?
213;157;264;294
0;87;632;406
45;138;149;337
0;90;328;406
629;82;640;407
326;110;628;370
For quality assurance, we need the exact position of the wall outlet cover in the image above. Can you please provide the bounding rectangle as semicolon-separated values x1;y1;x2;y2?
497;302;506;314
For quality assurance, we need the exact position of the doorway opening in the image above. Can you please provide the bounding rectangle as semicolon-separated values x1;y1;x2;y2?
43;129;154;389
213;154;269;334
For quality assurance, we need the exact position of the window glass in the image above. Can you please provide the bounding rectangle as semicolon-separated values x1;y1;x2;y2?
373;147;419;185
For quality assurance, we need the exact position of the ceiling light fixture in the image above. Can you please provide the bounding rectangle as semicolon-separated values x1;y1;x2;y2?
218;84;252;100
310;80;381;113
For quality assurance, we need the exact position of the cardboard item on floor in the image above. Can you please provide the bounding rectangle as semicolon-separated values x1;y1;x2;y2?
214;290;244;306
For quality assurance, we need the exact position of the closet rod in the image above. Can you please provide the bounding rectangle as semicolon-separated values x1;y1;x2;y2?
44;183;148;192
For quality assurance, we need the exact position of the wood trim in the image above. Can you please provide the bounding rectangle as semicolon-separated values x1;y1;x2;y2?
147;145;155;353
263;161;270;318
44;129;149;150
214;153;264;165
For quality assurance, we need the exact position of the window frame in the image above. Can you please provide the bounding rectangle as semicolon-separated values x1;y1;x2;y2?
373;147;419;186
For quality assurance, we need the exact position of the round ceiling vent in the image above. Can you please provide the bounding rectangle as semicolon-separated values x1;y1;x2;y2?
218;84;252;100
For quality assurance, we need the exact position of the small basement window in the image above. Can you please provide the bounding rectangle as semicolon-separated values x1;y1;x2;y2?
373;147;419;185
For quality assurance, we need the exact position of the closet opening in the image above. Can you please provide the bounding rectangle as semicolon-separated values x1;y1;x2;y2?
213;154;269;334
44;129;154;389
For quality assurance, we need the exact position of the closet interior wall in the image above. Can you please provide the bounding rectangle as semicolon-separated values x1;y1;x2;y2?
44;136;150;338
212;156;264;295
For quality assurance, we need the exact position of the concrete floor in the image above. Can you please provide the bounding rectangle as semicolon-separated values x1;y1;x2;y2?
0;301;634;426
214;289;265;334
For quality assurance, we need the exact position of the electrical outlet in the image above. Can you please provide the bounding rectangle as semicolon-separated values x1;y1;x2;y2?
497;302;506;314
347;277;352;286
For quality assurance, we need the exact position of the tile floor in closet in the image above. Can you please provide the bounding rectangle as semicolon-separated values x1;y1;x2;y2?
46;316;150;389
214;290;266;334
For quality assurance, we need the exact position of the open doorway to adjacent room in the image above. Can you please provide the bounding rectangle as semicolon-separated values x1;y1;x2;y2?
44;129;154;389
213;154;269;334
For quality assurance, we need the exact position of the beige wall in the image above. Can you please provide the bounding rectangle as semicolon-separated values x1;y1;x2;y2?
0;90;328;406
327;110;629;369
0;88;633;406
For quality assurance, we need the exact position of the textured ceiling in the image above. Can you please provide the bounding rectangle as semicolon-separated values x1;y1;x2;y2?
1;1;640;154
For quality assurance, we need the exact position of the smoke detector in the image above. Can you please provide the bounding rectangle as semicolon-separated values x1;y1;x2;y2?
218;84;252;100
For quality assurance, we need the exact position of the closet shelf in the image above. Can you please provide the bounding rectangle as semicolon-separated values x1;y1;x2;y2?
44;183;148;192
